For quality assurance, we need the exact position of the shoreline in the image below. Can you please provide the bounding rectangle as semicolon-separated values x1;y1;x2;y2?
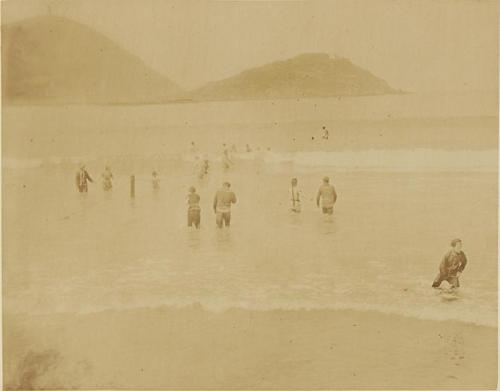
4;298;498;329
2;149;498;173
4;305;497;390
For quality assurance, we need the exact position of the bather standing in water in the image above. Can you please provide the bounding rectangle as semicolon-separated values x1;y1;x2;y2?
198;159;210;179
322;126;329;140
316;176;337;215
213;182;237;228
75;165;93;193
187;186;201;229
432;239;468;288
102;166;113;191
152;171;160;191
222;144;233;170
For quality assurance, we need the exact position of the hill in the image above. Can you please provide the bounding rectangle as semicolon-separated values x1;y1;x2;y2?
191;53;397;101
2;15;183;104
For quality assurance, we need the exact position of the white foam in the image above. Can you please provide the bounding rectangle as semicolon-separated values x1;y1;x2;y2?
6;294;496;328
5;149;497;172
260;149;498;172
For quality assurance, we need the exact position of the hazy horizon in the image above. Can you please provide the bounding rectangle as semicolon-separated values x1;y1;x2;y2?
2;0;498;92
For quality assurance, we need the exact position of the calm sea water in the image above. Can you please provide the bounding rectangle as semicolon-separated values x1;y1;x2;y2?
3;91;498;160
3;92;498;327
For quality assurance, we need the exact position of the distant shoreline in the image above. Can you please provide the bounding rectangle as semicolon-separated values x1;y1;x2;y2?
2;90;408;107
4;89;498;108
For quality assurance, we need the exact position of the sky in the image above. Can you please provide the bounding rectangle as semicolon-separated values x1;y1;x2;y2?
2;0;498;92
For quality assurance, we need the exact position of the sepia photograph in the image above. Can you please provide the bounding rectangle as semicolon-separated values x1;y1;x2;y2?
2;0;498;389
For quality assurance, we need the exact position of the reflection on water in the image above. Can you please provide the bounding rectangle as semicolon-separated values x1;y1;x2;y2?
436;287;463;304
318;214;338;236
214;229;233;252
186;229;202;250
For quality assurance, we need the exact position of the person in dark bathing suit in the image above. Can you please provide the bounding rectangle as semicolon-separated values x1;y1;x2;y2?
76;165;93;193
432;239;468;288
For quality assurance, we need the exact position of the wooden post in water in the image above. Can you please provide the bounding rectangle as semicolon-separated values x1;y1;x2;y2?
130;175;135;198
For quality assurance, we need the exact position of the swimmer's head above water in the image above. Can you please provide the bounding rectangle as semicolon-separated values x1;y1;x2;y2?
451;238;462;251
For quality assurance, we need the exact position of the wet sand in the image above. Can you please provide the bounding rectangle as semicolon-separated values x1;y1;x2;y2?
4;306;497;390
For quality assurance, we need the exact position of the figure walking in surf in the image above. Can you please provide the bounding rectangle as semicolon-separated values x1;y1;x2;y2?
152;171;160;191
187;186;201;229
213;182;237;228
316;176;337;215
432;239;468;288
76;165;93;193
222;143;234;170
322;126;329;140
102;166;113;191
